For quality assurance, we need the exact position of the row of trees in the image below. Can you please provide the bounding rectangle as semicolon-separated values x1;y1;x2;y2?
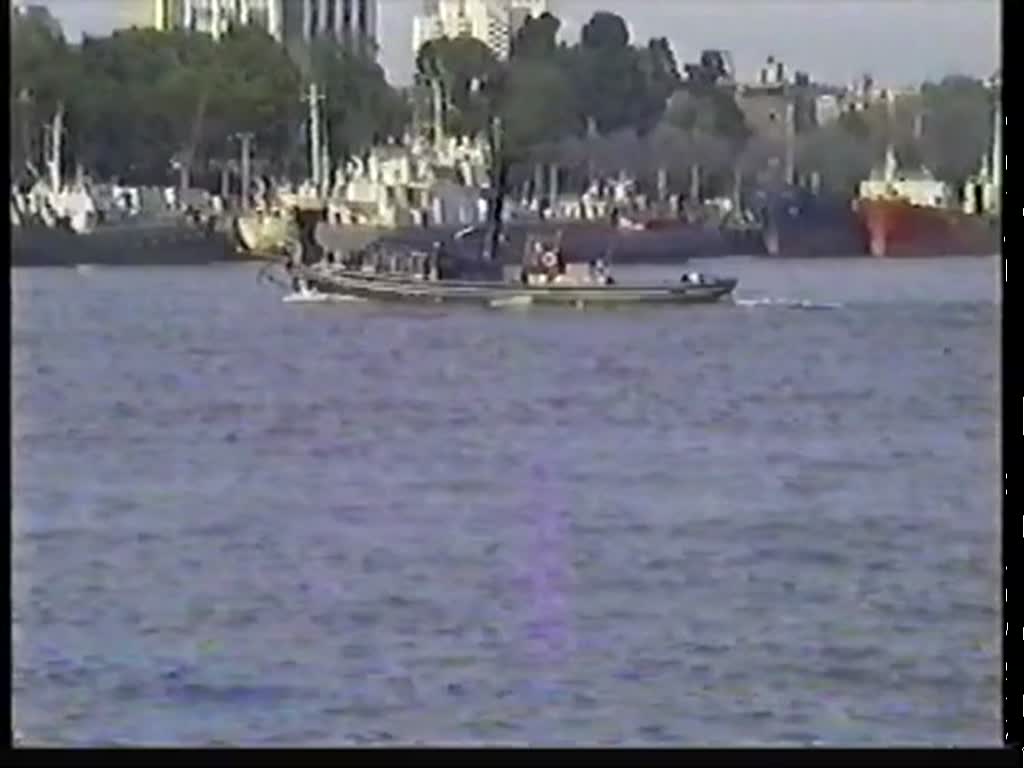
11;6;997;198
415;10;998;199
10;9;408;187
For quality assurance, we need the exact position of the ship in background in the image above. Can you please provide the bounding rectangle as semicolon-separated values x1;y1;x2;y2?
743;97;869;258
11;103;238;268
755;181;869;258
853;82;1001;258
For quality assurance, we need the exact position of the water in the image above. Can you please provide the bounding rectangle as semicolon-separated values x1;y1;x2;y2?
12;257;1001;746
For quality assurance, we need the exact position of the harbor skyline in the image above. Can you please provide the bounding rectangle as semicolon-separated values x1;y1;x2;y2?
34;0;1001;87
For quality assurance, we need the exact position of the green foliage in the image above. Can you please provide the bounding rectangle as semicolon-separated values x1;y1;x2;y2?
413;10;690;168
499;58;580;163
416;36;502;138
797;77;995;194
11;21;409;186
796;121;875;196
919;76;995;187
313;40;410;160
581;12;630;51
511;12;560;60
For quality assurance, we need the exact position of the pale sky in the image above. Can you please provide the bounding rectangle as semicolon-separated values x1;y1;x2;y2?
34;0;1001;88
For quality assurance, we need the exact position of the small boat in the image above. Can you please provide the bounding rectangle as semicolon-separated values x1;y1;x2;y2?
294;270;736;308
288;232;736;308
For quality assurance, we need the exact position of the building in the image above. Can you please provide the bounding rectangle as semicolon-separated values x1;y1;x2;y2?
155;0;377;49
412;0;546;60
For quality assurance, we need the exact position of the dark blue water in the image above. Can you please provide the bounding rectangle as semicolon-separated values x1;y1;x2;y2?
12;257;1001;746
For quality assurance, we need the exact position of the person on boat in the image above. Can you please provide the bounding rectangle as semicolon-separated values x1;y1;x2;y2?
593;258;615;286
432;241;449;280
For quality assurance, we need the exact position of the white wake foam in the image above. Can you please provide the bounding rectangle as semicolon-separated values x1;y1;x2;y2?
734;296;843;311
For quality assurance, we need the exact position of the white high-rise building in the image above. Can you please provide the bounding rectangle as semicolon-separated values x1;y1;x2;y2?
412;0;547;61
156;0;378;50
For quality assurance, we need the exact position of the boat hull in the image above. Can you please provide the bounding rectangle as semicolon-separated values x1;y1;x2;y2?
295;267;737;307
759;190;869;257
12;220;244;267
855;199;1000;257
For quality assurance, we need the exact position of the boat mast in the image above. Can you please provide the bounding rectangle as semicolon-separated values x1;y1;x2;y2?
883;89;897;183
304;82;324;191
432;76;445;153
485;114;506;262
784;101;796;186
235;132;253;210
47;103;64;192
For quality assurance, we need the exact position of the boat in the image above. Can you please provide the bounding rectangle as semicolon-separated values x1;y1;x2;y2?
13;213;237;268
853;147;1000;258
755;184;869;258
855;196;999;258
851;89;1001;258
287;223;737;309
292;267;736;308
232;207;296;259
11;106;238;268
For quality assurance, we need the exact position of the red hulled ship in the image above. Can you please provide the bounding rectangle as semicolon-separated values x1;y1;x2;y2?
855;197;1000;258
854;93;1001;258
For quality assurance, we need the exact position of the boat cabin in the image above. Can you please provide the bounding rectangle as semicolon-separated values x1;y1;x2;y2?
336;234;504;283
519;232;615;286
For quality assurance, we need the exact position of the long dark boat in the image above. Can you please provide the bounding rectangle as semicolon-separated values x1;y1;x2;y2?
291;262;736;308
286;218;736;308
12;213;238;268
11;102;245;268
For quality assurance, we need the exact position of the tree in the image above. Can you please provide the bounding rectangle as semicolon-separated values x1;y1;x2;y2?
312;39;410;162
569;12;641;134
500;58;580;163
581;12;630;51
11;6;77;176
511;12;560;60
795;120;875;196
919;76;995;187
416;36;501;138
8;20;410;187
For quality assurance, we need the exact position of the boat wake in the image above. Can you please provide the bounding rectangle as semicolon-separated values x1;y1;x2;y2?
489;295;534;309
282;291;366;304
734;296;843;311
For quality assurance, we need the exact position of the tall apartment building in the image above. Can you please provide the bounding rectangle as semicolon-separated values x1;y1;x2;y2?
412;0;547;60
155;0;377;49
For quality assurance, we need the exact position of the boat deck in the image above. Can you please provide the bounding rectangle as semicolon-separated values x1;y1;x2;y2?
295;265;737;308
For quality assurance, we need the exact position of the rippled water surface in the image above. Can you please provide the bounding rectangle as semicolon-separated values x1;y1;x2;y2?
12;257;1001;746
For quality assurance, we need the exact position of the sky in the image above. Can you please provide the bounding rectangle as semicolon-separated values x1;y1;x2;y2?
34;0;1002;88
